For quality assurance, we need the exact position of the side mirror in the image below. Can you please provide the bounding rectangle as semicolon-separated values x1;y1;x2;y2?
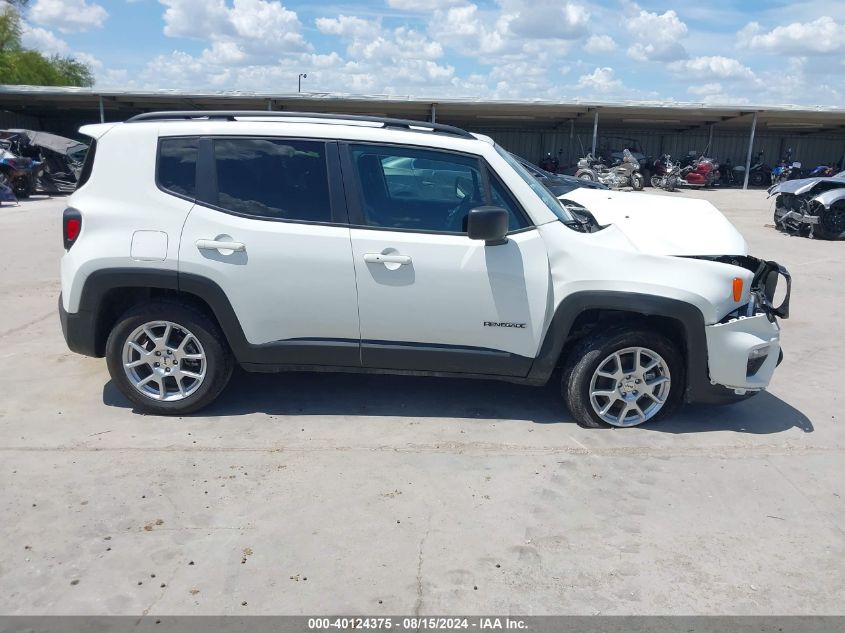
467;206;509;245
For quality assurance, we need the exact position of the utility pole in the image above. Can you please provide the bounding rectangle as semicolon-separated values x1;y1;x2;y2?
298;73;307;93
743;112;758;191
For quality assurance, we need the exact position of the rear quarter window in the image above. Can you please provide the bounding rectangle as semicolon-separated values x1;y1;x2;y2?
75;139;96;190
158;138;199;199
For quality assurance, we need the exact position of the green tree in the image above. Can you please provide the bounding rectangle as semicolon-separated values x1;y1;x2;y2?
0;0;94;86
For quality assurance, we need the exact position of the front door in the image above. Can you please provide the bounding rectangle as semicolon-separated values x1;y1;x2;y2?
179;136;360;366
341;142;550;376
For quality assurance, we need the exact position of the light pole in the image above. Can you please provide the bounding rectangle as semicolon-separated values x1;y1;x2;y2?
298;73;307;93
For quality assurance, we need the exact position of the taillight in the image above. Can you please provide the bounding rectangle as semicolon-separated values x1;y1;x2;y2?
63;207;82;250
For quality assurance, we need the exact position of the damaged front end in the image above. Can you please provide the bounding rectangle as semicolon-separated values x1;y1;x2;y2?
688;255;791;396
770;175;845;240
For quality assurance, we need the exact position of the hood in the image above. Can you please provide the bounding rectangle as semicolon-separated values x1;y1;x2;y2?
768;174;845;196
560;188;747;256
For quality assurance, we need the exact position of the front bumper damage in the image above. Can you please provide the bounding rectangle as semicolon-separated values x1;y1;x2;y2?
703;258;791;396
705;314;781;394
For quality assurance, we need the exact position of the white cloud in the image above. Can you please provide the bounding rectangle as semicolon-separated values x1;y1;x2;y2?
625;4;687;61
161;0;229;38
20;25;69;55
500;0;590;40
161;0;311;67
318;16;444;64
584;34;616;54
687;82;722;95
738;17;845;55
316;15;380;39
387;0;467;9
576;67;623;93
29;0;107;33
668;56;756;81
429;0;588;64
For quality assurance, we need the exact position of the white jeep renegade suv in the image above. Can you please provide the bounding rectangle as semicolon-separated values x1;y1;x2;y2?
59;111;790;427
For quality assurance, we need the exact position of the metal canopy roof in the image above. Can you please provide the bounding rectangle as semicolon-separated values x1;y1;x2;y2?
2;85;845;134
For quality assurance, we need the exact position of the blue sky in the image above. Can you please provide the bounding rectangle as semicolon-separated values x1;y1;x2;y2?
16;0;845;106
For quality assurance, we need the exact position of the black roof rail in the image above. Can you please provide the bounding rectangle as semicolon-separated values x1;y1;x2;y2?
125;110;475;139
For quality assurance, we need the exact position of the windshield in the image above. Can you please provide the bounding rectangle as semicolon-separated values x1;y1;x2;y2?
496;145;572;222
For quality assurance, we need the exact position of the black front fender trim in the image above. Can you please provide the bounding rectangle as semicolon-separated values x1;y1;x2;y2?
527;291;714;403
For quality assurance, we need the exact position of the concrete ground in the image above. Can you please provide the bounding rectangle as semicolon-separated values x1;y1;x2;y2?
0;190;843;615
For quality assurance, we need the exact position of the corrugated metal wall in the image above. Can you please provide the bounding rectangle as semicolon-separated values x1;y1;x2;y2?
471;126;845;171
0;110;42;131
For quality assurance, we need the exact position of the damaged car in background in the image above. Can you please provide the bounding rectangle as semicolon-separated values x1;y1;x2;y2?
770;170;845;240
0;129;88;196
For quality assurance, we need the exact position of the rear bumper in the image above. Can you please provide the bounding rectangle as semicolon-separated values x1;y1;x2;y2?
58;293;100;357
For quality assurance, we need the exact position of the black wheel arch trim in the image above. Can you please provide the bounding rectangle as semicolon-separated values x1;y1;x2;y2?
70;273;721;401
527;290;715;403
71;268;529;373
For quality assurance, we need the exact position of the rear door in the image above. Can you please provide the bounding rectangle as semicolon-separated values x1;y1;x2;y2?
341;142;551;376
178;136;361;366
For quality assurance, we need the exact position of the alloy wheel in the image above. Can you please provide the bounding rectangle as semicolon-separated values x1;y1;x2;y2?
122;320;207;401
588;346;671;427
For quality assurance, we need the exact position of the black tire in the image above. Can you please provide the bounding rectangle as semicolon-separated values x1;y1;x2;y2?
105;301;234;415
561;327;685;428
749;171;766;187
575;169;595;181
815;201;845;240
650;175;661;188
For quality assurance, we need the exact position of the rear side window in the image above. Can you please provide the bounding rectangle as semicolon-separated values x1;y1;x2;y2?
158;138;198;198
212;138;331;222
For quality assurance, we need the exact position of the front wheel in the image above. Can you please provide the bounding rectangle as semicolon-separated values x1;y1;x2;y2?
666;176;677;192
562;328;685;428
815;201;845;240
631;174;644;191
105;301;234;415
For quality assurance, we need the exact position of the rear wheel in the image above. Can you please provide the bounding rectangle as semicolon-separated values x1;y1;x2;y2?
562;328;685;428
749;171;766;187
105;301;234;415
816;201;845;240
575;169;595;181
650;175;661;188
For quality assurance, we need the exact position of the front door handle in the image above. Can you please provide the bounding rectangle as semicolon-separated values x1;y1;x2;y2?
196;239;245;252
363;253;411;265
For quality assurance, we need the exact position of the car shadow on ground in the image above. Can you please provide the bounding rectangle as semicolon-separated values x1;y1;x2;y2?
103;368;813;434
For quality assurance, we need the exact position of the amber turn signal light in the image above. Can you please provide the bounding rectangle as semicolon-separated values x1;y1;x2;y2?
732;277;743;302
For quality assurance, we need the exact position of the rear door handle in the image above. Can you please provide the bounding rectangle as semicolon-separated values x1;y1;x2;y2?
196;239;245;252
363;253;411;265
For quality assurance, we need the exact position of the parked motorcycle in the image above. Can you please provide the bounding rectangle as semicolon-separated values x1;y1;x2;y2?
539;152;560;174
650;154;680;191
771;149;801;185
0;146;39;199
808;164;836;178
720;157;736;186
678;155;720;188
575;149;644;190
734;151;770;187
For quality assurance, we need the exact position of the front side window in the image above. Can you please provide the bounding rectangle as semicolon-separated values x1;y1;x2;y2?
158;137;198;198
350;144;528;233
212;138;331;222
